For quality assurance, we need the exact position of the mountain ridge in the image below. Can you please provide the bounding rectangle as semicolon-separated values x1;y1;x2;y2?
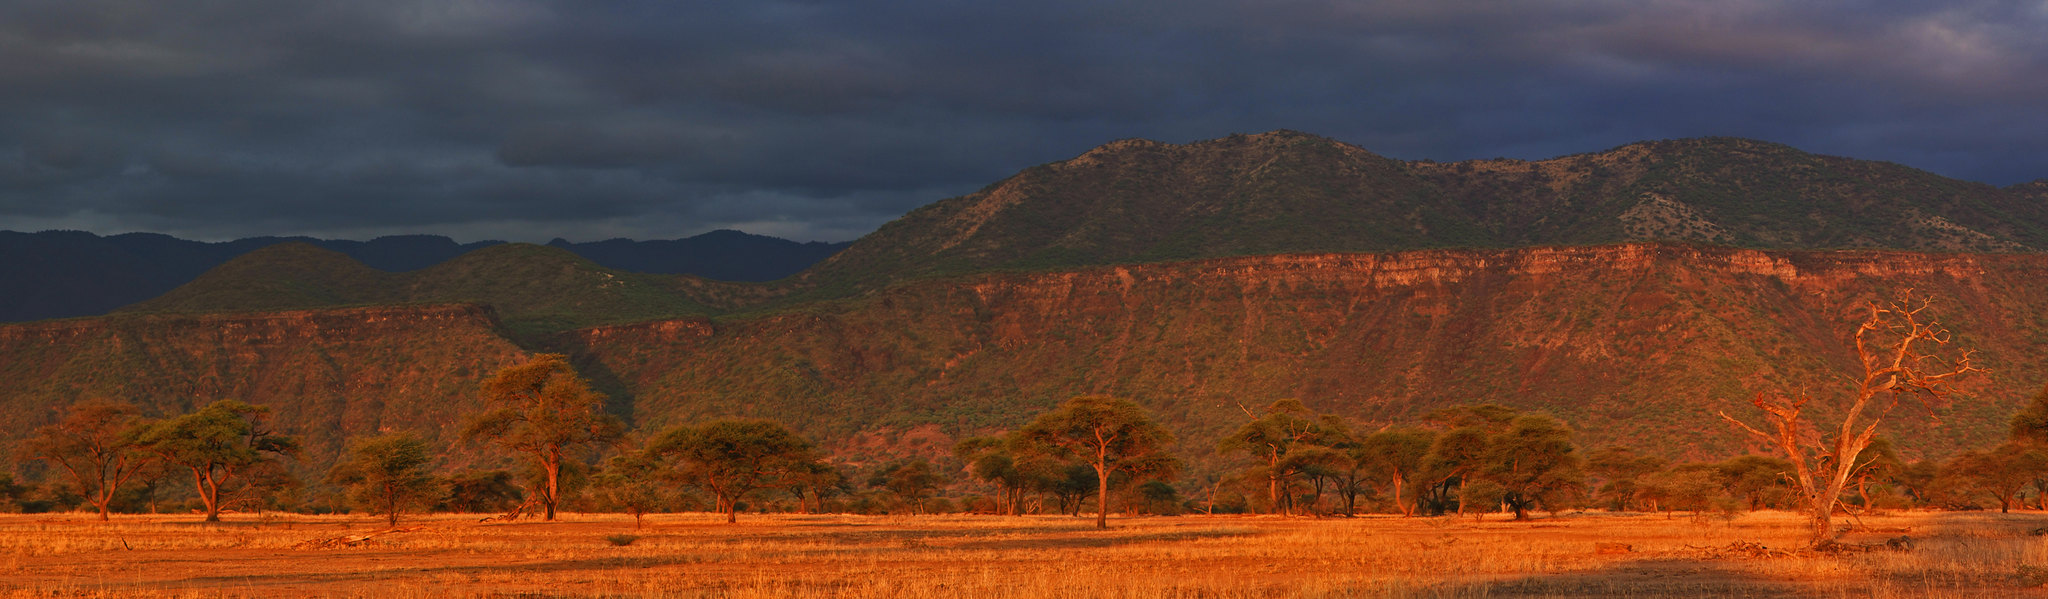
0;229;849;323
118;243;754;337
795;131;2048;296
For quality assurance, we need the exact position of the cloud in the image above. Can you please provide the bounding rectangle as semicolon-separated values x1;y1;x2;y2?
1;0;2045;243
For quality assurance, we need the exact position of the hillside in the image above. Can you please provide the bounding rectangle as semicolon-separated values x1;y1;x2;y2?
558;244;2048;473
119;243;748;337
7;243;2048;477
20;244;2039;476
0;230;847;323
796;132;2048;295
0;304;532;474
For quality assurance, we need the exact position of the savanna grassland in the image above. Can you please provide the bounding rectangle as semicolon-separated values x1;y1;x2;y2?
7;511;2048;598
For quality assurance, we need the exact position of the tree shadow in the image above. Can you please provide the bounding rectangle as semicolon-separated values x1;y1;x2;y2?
1444;556;1809;598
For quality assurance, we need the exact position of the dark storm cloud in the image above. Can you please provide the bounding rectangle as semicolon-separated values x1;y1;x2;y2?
2;0;2045;242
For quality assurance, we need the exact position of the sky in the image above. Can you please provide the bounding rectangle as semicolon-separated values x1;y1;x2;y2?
2;1;2045;243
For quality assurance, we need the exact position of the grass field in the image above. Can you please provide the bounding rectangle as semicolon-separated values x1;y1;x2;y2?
5;510;2048;598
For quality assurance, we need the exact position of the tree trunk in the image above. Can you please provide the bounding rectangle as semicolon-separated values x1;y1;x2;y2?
1808;499;1833;547
542;453;561;521
1268;449;1282;516
1094;463;1110;529
1393;472;1407;517
386;481;400;527
195;467;222;523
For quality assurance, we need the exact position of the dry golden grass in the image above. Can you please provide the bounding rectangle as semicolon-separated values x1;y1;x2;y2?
4;510;2048;598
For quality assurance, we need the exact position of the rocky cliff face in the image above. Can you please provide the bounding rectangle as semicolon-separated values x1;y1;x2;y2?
0;304;530;472
564;243;2048;468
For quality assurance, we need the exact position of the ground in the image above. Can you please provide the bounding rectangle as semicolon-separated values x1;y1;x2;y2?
4;510;2048;597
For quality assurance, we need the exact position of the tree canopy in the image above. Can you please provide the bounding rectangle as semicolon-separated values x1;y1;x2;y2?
19;399;151;521
1217;399;1347;515
463;353;624;521
1015;395;1178;528
650;418;818;523
328;433;442;527
134;400;300;522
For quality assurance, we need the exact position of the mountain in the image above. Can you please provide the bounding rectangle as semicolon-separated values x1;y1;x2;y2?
120;243;742;338
6;244;2045;479
0;230;848;323
546;230;849;282
797;132;2048;295
9;131;2048;479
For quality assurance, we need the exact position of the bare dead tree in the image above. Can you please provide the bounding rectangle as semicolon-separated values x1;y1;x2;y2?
1721;293;1980;548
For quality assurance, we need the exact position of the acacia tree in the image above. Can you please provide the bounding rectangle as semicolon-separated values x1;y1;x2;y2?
1586;445;1666;511
1025;461;1098;516
592;450;672;528
328;433;443;527
1354;428;1435;516
651;418;816;523
784;460;849;514
1717;455;1795;511
1478;414;1584;520
1945;443;2048;512
441;470;524;514
1847;437;1906;509
869;458;944;514
1414;405;1520;515
956;436;1030;515
19;399;152;521
1015;395;1178;529
1218;399;1344;515
2005;383;2048;509
135;400;300;522
463;354;624;521
1721;295;1980;547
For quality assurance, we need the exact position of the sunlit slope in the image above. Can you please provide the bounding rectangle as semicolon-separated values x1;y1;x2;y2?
566;244;2048;469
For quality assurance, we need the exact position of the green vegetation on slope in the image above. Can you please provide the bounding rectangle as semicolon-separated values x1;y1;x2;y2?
795;132;2048;298
0;305;530;478
553;245;2048;477
122;243;729;337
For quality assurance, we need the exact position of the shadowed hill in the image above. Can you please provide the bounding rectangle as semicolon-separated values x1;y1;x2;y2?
546;230;849;282
0;230;847;323
121;243;735;337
